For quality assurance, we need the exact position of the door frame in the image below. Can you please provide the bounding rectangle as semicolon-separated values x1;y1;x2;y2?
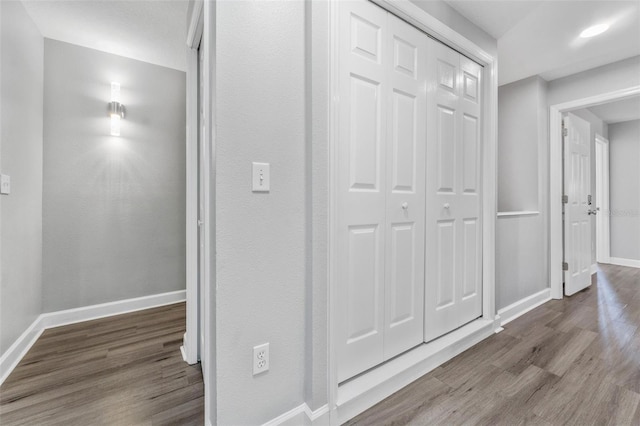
186;1;216;425
595;134;610;264
183;0;203;367
327;0;498;420
549;86;640;299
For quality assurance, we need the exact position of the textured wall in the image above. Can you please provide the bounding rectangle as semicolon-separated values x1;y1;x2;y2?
0;1;44;356
609;119;640;261
42;40;186;312
496;76;549;309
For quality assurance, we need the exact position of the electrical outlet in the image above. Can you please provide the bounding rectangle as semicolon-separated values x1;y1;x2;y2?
253;343;269;375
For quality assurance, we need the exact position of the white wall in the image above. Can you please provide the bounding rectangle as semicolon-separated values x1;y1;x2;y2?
608;119;640;262
0;1;44;356
496;76;549;309
42;40;186;312
212;0;496;423
215;1;306;423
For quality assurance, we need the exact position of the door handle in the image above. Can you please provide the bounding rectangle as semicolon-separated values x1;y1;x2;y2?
401;202;409;210
587;209;598;215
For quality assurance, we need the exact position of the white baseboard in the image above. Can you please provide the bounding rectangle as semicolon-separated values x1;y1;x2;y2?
609;257;640;269
263;403;330;426
0;318;45;385
0;290;186;386
39;290;186;329
336;318;496;424
497;288;552;327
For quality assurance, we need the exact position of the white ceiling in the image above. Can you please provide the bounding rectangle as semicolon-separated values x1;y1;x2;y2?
22;0;188;71
445;0;640;86
588;96;640;124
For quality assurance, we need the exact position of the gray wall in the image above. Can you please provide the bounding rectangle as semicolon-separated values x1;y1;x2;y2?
42;40;186;312
212;1;496;423
609;119;640;261
0;1;44;356
496;76;549;309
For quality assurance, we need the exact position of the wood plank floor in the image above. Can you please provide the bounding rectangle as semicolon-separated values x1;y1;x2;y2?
0;302;204;426
347;263;640;426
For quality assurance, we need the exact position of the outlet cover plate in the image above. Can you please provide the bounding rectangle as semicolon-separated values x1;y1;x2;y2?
253;343;269;375
0;174;10;195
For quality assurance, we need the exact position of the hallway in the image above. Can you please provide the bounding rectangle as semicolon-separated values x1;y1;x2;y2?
348;264;640;425
0;303;203;425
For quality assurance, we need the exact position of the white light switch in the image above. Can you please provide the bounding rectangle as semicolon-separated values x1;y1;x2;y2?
252;162;270;192
0;174;10;195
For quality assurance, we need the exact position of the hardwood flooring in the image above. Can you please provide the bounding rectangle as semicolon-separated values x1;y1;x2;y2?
347;264;640;426
0;302;204;426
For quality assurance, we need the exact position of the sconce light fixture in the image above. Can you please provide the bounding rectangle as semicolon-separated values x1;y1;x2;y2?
109;82;125;136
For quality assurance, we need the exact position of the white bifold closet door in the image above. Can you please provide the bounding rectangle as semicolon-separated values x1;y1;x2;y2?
337;0;427;382
423;39;483;342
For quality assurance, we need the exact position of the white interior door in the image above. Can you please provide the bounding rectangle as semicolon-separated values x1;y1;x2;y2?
337;0;388;382
383;13;427;361
595;135;610;263
563;113;592;295
424;39;482;342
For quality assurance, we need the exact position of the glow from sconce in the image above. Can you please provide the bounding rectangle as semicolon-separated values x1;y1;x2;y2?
580;23;609;38
109;82;125;136
110;114;121;137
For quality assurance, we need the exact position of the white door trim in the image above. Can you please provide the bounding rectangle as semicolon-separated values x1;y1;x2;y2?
549;85;640;299
183;0;203;366
186;1;216;425
595;134;610;264
327;0;498;420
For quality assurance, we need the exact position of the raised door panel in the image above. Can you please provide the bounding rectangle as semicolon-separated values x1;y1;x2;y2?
383;12;426;360
337;0;387;382
455;56;482;324
425;39;482;342
563;113;592;296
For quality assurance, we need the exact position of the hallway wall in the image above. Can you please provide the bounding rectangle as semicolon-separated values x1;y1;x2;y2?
42;40;186;312
0;1;44;357
608;119;640;262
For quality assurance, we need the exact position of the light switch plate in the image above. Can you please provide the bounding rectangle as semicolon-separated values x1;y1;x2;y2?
0;174;10;195
252;162;270;192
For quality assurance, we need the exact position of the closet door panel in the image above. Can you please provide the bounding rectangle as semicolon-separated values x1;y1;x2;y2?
337;0;388;382
457;55;482;320
425;39;482;342
383;13;427;360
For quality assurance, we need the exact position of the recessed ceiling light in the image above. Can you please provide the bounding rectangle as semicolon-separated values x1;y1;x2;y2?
580;23;610;38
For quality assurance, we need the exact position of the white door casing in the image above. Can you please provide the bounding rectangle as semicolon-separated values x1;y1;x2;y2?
563;113;592;295
197;42;206;372
595;135;610;264
424;39;483;342
336;0;427;382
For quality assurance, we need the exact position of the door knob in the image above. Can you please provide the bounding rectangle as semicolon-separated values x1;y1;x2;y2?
443;203;450;209
402;202;409;210
587;209;598;215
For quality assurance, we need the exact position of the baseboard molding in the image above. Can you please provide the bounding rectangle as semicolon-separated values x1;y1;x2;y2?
0;318;45;385
609;257;640;269
39;290;186;329
263;403;330;426
591;264;598;275
336;318;496;424
498;288;551;327
0;290;186;386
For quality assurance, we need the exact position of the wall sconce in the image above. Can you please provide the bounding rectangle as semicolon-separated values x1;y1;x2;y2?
108;82;125;136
